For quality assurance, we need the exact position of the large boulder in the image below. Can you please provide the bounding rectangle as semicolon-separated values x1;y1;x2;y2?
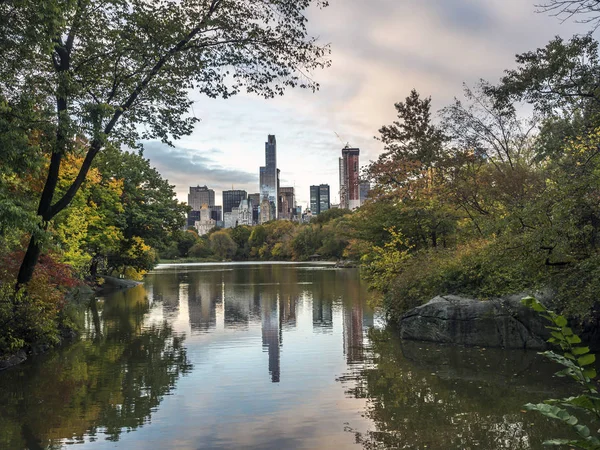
399;294;550;349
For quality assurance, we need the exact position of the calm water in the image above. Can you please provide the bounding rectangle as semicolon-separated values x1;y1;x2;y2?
0;263;576;449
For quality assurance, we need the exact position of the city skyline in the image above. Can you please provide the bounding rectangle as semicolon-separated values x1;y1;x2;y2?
137;1;590;210
188;138;353;227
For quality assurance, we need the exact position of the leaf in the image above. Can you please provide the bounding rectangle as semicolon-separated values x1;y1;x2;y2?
573;346;591;356
522;296;546;312
552;331;566;341
555;316;568;327
575;424;591;438
583;368;597;379
578;354;596;366
562;326;574;336
567;335;583;345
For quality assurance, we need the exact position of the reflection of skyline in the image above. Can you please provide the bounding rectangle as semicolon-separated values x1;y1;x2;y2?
261;293;281;383
145;265;373;383
312;296;333;332
188;280;220;332
343;294;367;364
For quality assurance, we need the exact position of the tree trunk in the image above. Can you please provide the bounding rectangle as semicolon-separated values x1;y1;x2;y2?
16;233;43;287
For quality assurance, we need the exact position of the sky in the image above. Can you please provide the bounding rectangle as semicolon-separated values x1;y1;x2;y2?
141;0;593;209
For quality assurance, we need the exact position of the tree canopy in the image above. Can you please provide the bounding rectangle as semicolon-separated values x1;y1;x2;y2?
0;0;330;284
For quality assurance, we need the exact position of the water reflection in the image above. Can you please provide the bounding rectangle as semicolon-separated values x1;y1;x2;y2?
0;263;577;450
0;286;192;449
340;329;575;450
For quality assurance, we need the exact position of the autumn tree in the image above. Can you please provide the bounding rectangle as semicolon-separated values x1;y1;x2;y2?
0;0;330;286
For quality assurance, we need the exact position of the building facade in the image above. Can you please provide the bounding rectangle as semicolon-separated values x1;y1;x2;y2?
259;135;279;221
222;189;247;214
359;181;371;205
279;187;295;220
309;184;330;215
339;147;360;210
310;185;320;214
260;197;273;224
195;204;217;235
237;199;253;226
210;205;223;223
319;184;330;214
188;185;215;211
248;193;261;225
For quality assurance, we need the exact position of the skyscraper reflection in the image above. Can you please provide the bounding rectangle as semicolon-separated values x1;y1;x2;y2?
312;296;333;332
261;293;281;383
187;276;220;332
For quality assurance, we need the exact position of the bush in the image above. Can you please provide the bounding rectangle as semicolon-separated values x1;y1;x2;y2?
379;239;540;322
0;252;80;355
188;241;212;258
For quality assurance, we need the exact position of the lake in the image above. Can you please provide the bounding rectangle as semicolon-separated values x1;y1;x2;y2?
0;262;574;449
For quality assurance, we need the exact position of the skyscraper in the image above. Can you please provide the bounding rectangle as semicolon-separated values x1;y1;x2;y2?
360;181;371;204
188;185;215;210
279;187;295;220
259;135;279;220
310;185;320;213
248;193;261;225
319;184;330;214
222;189;247;214
339;147;360;210
310;184;330;215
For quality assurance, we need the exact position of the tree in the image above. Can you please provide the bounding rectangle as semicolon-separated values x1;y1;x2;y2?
0;0;330;286
367;89;446;195
537;0;600;29
94;146;189;253
498;35;600;120
209;231;237;260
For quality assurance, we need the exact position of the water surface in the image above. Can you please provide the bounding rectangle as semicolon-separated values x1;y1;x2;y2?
0;263;574;449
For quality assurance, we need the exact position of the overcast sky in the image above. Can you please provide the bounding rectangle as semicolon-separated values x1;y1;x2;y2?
141;0;593;208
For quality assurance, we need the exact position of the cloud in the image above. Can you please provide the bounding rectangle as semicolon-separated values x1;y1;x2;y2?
141;141;259;204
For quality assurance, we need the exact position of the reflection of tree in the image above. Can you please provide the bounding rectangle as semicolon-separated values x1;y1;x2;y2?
0;287;192;449
341;329;573;450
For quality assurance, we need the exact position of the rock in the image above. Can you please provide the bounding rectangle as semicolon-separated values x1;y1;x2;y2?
0;350;27;371
96;276;142;293
399;294;550;349
334;260;358;268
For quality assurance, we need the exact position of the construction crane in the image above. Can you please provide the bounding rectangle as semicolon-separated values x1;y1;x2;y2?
334;132;351;149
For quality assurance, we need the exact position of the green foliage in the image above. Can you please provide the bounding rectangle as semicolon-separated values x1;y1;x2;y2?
176;230;200;258
94;146;189;254
229;226;252;260
188;240;212;259
523;297;600;449
209;231;237;260
310;208;352;225
361;228;412;293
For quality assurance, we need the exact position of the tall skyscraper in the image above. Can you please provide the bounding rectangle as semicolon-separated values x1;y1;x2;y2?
223;189;247;214
188;185;215;210
319;184;330;214
259;135;279;220
310;185;319;213
310;184;330;215
339;147;360;210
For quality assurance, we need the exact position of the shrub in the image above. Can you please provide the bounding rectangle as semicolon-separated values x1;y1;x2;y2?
379;239;539;322
188;241;212;258
0;252;80;355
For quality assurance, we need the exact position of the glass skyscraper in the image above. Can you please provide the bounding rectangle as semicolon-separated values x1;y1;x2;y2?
259;135;278;220
222;190;247;214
